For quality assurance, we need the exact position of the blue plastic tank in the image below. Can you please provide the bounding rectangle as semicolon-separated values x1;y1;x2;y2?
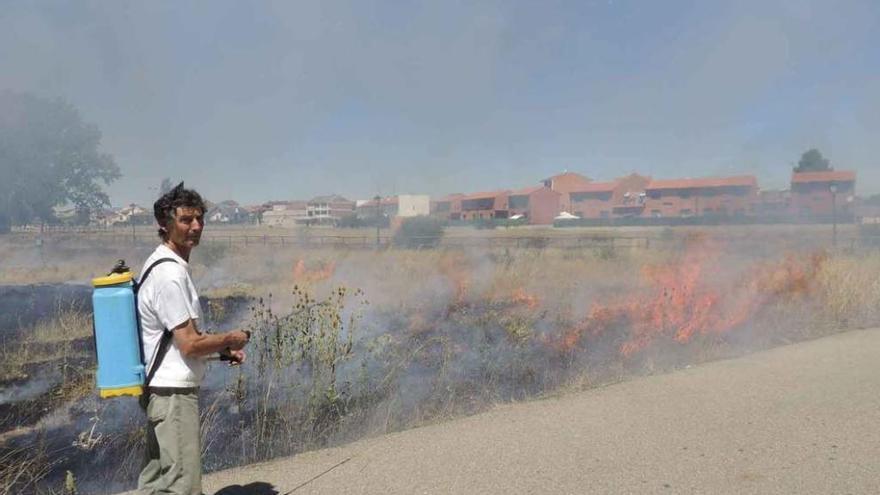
92;271;144;398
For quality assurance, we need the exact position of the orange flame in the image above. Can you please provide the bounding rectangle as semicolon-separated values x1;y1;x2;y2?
553;238;828;357
511;288;540;309
292;259;335;284
438;253;471;305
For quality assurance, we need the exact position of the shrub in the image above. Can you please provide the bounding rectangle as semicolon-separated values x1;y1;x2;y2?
336;214;363;229
522;236;549;249
473;218;497;230
393;217;445;249
502;217;529;228
594;244;616;260
228;285;367;461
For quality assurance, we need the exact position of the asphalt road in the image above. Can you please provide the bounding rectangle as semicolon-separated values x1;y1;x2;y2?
170;328;880;494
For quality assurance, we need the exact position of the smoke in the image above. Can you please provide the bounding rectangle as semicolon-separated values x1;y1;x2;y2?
6;234;880;493
0;374;56;405
2;1;878;204
3;1;880;490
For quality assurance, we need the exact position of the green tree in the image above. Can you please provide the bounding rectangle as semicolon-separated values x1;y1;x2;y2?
794;148;832;173
393;216;445;249
0;91;120;230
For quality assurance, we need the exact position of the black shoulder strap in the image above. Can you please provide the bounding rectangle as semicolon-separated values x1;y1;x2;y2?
136;257;179;389
144;331;174;389
135;257;177;293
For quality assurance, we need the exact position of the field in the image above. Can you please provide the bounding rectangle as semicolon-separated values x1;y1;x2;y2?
8;222;864;253
1;224;879;494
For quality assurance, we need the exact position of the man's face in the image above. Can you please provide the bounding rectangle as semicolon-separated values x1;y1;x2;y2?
166;206;204;248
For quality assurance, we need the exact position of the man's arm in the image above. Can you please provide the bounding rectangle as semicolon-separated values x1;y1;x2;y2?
171;319;249;358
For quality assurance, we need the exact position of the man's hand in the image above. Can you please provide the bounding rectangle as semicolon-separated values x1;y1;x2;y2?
225;330;250;350
172;320;251;358
225;349;246;366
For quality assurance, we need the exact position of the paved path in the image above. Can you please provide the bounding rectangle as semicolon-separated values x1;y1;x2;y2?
190;329;880;494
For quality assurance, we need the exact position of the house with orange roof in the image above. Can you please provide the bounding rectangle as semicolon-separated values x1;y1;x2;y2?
541;171;592;213
790;170;856;219
507;186;562;224
459;190;510;221
643;176;758;219
431;193;465;221
569;173;651;219
306;194;356;225
754;189;792;220
569;181;617;219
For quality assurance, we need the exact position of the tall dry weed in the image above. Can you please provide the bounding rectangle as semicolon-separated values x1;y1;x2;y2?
816;253;880;327
8;232;880;491
0;308;92;383
0;439;61;495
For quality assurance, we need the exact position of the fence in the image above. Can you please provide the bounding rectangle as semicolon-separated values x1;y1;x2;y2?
5;230;651;250
7;227;879;253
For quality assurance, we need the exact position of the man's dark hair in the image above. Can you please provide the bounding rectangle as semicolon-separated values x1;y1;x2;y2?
153;182;206;240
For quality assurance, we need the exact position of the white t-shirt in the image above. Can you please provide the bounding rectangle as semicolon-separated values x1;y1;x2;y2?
137;244;206;387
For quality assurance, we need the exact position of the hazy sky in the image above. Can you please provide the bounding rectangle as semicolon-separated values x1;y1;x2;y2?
1;0;878;206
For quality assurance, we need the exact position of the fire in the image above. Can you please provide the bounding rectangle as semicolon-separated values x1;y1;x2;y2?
437;253;471;306
427;237;827;360
436;252;540;310
292;259;335;284
554;238;828;358
510;288;540;309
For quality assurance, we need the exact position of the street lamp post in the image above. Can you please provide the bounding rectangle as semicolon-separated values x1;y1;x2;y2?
830;183;838;249
374;195;382;248
130;204;137;245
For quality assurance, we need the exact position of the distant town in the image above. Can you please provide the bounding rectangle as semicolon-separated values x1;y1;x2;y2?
68;169;872;229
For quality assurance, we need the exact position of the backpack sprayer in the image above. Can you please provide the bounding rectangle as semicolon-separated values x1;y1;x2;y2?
91;259;243;399
91;259;173;398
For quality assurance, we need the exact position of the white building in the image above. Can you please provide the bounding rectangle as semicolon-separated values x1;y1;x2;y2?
261;201;309;228
355;195;430;220
396;194;431;217
111;204;149;225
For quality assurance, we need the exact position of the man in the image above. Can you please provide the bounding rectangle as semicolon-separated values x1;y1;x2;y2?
137;183;250;495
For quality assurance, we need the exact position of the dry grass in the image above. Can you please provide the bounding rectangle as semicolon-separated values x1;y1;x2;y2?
0;307;95;494
816;252;880;327
0;308;93;383
1;222;862;281
0;234;150;285
31;308;93;343
3;230;880;492
0;443;62;495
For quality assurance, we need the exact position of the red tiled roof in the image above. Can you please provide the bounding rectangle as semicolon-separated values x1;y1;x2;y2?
509;186;546;196
646;176;757;190
309;194;352;203
791;171;856;183
461;190;509;200
541;171;592;182
435;193;465;202
359;197;398;207
569;181;618;193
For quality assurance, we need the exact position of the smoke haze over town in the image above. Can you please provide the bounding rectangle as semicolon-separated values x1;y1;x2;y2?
1;0;879;207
